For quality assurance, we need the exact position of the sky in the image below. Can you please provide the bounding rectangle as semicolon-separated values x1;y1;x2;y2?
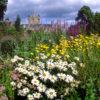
5;0;100;24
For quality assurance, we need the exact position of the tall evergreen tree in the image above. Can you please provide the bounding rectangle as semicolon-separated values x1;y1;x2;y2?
0;0;8;21
15;15;21;32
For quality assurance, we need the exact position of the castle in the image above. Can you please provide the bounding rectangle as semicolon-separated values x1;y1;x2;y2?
23;13;67;32
28;13;40;27
23;13;52;31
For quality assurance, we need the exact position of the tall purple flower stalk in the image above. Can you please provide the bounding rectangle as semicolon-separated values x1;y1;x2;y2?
68;20;88;36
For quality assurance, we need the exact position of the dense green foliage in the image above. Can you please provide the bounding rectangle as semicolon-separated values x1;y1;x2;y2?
0;0;8;21
0;23;16;35
0;58;14;99
0;40;16;56
94;12;100;34
76;6;94;34
76;6;100;35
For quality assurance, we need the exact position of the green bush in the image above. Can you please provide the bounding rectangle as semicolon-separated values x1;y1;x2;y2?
0;40;16;56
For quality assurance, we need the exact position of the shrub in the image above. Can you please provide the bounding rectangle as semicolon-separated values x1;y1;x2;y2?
10;54;83;99
0;40;16;56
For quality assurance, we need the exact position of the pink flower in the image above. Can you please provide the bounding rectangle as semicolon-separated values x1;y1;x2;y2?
11;71;19;81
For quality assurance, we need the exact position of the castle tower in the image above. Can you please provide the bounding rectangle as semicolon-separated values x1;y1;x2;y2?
28;12;40;27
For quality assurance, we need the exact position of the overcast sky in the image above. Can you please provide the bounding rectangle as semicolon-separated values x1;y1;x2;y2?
5;0;100;24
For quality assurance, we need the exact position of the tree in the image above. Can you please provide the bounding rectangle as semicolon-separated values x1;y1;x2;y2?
15;15;21;32
76;6;94;34
0;0;8;21
94;12;100;34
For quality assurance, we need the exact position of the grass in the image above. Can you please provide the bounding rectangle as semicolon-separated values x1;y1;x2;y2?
0;57;14;99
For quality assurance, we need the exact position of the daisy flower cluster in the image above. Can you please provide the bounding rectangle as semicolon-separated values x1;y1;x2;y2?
10;54;83;99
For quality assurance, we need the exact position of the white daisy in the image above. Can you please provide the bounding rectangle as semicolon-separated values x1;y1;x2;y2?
23;87;30;95
27;94;34;100
21;79;27;84
18;90;26;96
25;60;30;66
11;58;17;63
37;61;45;68
31;78;40;86
72;70;78;75
33;92;41;99
27;71;34;76
68;62;76;68
57;73;66;80
37;83;46;92
17;82;22;89
39;53;47;59
49;75;57;83
47;61;55;69
11;81;16;87
46;88;57;99
39;70;50;81
65;75;74;83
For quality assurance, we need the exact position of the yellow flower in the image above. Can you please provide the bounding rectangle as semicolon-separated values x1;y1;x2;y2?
36;43;49;53
51;49;56;54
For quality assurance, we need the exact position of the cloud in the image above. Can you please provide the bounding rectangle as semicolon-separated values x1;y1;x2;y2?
8;0;13;5
5;0;100;23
